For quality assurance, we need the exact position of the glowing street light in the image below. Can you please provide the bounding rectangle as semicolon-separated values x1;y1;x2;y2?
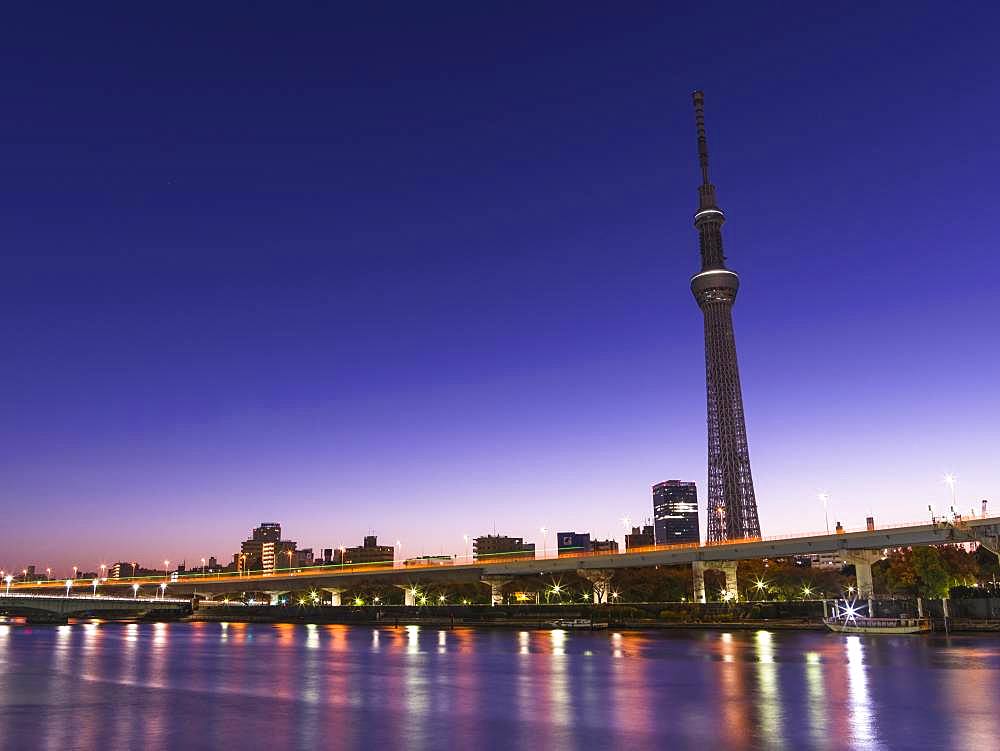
802;585;813;598
159;582;167;599
45;567;52;580
847;585;856;596
65;579;73;597
91;578;100;596
3;575;12;595
438;594;446;603
373;596;381;605
72;565;78;579
132;583;140;599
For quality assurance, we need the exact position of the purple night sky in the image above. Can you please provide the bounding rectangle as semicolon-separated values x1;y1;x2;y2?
2;4;998;574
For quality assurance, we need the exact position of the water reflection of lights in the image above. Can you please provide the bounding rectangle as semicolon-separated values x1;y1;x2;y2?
804;650;828;744
846;637;875;746
611;632;622;659
754;631;783;744
406;625;420;654
305;623;319;649
437;630;447;654
372;629;380;651
518;630;530;655
550;629;566;656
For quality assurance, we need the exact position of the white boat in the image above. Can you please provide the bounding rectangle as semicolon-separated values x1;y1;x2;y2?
547;618;609;630
824;615;932;634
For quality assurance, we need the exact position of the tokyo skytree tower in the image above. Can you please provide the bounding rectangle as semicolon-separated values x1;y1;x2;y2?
688;91;761;542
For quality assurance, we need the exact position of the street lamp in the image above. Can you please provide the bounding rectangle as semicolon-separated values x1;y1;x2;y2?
92;578;100;596
540;527;548;558
463;534;469;562
4;575;11;595
160;582;167;599
72;565;78;579
46;567;52;580
133;583;140;599
943;473;958;512
802;585;813;599
818;492;830;534
65;579;73;597
286;550;294;570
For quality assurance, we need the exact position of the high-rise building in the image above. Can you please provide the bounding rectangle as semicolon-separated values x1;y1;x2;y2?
591;539;619;554
653;480;700;545
341;535;394;566
625;525;654;551
688;92;762;542
238;522;297;572
556;532;592;556
473;534;535;561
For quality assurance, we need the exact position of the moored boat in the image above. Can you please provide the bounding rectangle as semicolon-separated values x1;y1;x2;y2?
546;618;609;630
824;614;932;634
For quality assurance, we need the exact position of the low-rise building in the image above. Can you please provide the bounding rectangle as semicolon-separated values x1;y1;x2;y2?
473;534;535;561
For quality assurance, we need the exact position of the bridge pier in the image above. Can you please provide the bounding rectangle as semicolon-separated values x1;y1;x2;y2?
266;591;289;606
578;569;613;604
395;585;419;607
692;561;738;602
481;577;510;607
843;550;881;600
692;561;706;603
322;588;344;606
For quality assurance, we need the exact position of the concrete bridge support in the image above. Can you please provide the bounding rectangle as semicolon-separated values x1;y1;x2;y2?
266;591;289;606
395;585;419;607
322;588;344;606
692;561;707;603
843;550;881;600
481;577;510;607
578;569;613;604
692;561;739;602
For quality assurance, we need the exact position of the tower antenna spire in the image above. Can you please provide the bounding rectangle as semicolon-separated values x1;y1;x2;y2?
692;90;710;186
692;90;717;210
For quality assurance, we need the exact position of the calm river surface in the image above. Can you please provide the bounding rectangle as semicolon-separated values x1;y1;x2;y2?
1;621;998;750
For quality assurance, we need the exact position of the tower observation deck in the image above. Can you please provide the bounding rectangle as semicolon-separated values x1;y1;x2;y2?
689;91;761;542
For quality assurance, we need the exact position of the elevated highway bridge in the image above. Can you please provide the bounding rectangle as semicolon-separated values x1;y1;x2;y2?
0;593;191;623
13;517;1000;607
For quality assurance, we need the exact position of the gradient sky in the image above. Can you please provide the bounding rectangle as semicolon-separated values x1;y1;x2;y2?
2;3;999;574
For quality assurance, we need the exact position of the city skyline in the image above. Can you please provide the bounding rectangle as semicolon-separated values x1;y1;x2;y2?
2;5;999;571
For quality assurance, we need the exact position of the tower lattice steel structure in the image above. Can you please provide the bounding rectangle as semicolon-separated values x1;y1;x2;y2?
689;91;761;542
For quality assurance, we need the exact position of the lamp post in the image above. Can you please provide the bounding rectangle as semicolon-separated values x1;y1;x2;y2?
65;579;73;597
944;473;958;514
160;582;167;600
4;575;11;595
818;492;830;534
46;567;52;581
91;578;99;596
133;583;140;599
201;557;206;574
463;534;469;563
72;565;78;579
540;527;548;559
286;550;294;570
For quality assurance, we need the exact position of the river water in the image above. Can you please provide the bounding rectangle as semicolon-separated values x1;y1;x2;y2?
0;621;997;750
